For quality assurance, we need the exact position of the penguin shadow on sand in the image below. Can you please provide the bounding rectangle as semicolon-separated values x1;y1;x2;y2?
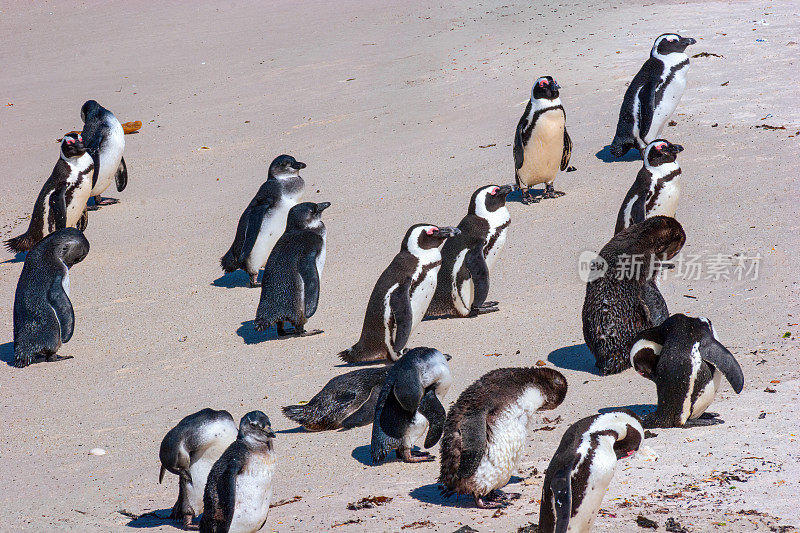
123;509;182;529
212;269;257;289
0;342;16;366
236;320;322;344
1;251;27;264
599;404;655;420
596;145;641;163
504;187;543;204
350;443;436;466
547;343;600;375
408;476;527;508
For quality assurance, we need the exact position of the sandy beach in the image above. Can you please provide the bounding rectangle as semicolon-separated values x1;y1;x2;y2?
1;0;798;531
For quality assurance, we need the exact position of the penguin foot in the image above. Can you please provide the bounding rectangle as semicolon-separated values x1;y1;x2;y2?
296;329;323;338
44;354;74;363
699;412;720;419
478;301;499;308
88;196;119;210
397;448;435;463
468;306;499;317
248;274;261;288
473;496;504;509
520;190;537;205
683;417;725;427
13;355;33;368
182;514;198;530
541;183;566;199
486;489;521;503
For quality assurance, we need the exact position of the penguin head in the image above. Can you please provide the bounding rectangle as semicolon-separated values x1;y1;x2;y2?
238;411;276;443
533;367;568;410
80;100;101;123
45;228;90;267
613;215;685;265
531;76;560;101
470;184;513;217
269;154;306;178
286;201;330;230
591;410;644;460
60;133;87;159
644;139;683;167
652;33;696;57
402;224;460;254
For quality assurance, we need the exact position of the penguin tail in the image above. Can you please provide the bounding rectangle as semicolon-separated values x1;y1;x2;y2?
281;404;326;431
219;249;239;273
338;344;379;364
4;232;35;254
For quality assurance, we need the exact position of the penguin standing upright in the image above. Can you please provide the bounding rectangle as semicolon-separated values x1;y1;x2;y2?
254;202;330;337
614;139;683;234
438;367;567;508
371;347;452;464
427;184;512;318
159;409;238;529
631;313;744;428
12;228;89;367
5;133;94;253
338;224;460;364
610;33;696;158
200;411;276;533
538;410;643;533
514;76;572;204
220;155;306;287
582;216;685;375
80;100;127;208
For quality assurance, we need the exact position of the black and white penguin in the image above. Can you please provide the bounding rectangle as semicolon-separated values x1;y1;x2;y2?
371;347;452;464
12;228;89;367
5;133;93;253
513;76;572;204
282;366;390;431
159;409;238;529
538;410;643;533
631;313;744;428
582;216;685;375
438;367;568;508
80;100;127;208
220;155;306;287
614;139;683;234
427;184;512;318
338;225;460;364
610;33;696;158
200;411;276;533
254;201;329;337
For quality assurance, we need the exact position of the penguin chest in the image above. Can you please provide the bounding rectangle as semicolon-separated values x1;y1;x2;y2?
92;122;125;196
648;68;688;141
690;368;722;419
246;201;295;272
484;218;509;271
410;263;441;328
65;158;93;227
518;110;565;186
186;430;237;514
316;234;327;281
451;250;473;316
569;447;617;532
646;177;681;219
402;411;430;448
230;453;275;533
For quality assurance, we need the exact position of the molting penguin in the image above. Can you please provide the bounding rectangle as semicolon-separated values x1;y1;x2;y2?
438;367;567;508
80;100;127;208
254;202;329;337
514;76;572;204
371;347;452;464
615;139;684;234
582;216;685;375
538;410;643;533
200;411;276;533
610;33;696;158
5;133;93;253
220;155;306;287
159;409;238;529
427;184;512;318
12;228;89;367
631;313;744;428
282;366;390;431
338;225;460;364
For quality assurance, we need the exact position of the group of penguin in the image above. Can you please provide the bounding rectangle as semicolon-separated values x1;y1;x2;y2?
6;32;748;532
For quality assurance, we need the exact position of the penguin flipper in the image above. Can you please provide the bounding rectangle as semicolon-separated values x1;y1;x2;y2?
237;202;271;264
700;336;744;394
560;127;572;171
389;279;413;354
89;149;101;189
298;248;321;318
114;156;127;192
630;323;666;380
50;182;69;230
637;79;658;143
341;385;382;429
513;100;531;173
457;410;487;479
49;275;75;343
372;393;406;462
77;208;89;232
551;466;573;533
207;455;243;533
419;389;446;449
464;246;490;309
642;280;669;326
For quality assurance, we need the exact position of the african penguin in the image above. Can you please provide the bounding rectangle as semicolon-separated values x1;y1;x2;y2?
538;410;643;533
438;367;567;508
159;409;238;529
220;155;306;287
12;228;89;367
582;216;685;375
514;76;572;204
338;225;460;364
427;184;512;318
200;411;276;533
5;133;93;253
631;313;744;428
80;100;127;208
282;366;390;431
614;139;683;234
254;201;329;337
610;33;696;158
371;347;452;464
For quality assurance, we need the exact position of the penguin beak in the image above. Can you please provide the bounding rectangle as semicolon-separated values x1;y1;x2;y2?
434;227;460;238
668;144;684;154
680;37;696;46
443;353;452;361
550;80;561;91
264;426;276;438
291;161;307;170
496;184;513;197
316;202;331;212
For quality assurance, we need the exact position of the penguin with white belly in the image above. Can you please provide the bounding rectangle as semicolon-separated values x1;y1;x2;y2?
80;100;128;208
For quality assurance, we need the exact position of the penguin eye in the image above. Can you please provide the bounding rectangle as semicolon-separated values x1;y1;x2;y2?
539;79;547;87
426;228;436;235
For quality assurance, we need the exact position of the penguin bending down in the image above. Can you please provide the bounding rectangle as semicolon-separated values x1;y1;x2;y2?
200;411;276;533
5;133;93;253
80;100;127;208
338;225;460;364
12;228;89;368
582;216;685;375
615;139;683;234
514;76;572;204
159;409;238;529
426;184;512;318
631;313;744;428
610;33;696;158
282;366;390;431
254;202;329;337
220;155;306;287
438;367;567;508
371;347;452;464
538;410;643;533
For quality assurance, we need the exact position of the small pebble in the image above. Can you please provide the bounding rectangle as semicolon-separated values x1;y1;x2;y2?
89;448;107;456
